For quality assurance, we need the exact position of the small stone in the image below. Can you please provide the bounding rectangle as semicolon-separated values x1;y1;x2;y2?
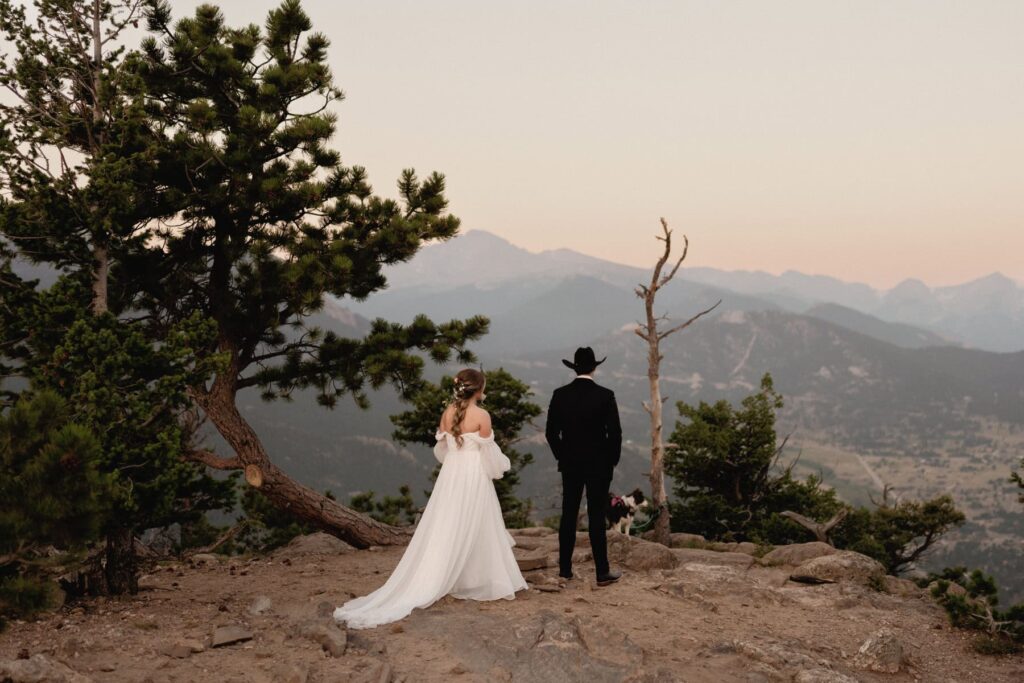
211;625;254;648
158;642;192;659
275;532;354;558
853;627;905;673
182;639;206;653
297;620;347;657
316;601;334;618
390;624;404;634
248;595;273;615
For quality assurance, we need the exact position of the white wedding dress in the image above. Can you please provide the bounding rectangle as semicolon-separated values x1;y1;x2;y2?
333;430;528;629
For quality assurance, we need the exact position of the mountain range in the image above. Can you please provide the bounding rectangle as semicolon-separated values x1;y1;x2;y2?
347;229;1023;353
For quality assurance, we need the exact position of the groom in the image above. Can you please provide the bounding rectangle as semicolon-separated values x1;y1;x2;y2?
545;347;623;586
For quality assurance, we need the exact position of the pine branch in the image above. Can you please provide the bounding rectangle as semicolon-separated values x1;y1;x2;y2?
185;449;242;470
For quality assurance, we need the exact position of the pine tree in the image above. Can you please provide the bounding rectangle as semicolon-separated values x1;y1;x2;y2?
0;390;110;625
391;369;542;527
350;486;420;528
0;0;158;314
666;373;844;544
0;270;236;593
118;0;488;546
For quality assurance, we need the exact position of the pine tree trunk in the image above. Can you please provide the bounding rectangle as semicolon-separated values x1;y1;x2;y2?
91;244;109;315
89;0;108;317
194;374;412;549
103;526;138;594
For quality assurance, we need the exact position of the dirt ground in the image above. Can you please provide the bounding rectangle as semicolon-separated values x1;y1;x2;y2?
1;532;1022;683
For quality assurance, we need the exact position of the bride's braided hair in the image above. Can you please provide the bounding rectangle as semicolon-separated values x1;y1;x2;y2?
449;368;485;447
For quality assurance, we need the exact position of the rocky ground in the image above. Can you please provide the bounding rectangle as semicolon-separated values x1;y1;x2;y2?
1;530;1022;683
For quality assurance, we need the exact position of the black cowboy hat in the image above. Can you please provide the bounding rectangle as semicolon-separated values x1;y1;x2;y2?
562;347;606;374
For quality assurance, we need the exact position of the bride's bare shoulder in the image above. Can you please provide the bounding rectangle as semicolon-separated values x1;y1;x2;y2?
438;404;456;431
469;405;493;437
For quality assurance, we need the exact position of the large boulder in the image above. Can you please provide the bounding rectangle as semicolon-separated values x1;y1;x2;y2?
667;532;707;548
853;628;905;673
883;576;922;597
789;550;885;586
760;542;836;567
606;534;679;571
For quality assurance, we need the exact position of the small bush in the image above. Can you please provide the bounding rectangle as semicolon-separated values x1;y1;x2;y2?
926;567;1024;653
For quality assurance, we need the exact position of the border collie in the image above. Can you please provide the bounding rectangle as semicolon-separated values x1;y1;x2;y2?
607;488;648;535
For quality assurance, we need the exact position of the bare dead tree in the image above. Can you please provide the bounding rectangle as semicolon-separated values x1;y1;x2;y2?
634;218;721;545
779;508;850;545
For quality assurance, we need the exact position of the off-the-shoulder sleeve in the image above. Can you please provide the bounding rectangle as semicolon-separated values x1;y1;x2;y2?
433;431;449;465
476;433;511;480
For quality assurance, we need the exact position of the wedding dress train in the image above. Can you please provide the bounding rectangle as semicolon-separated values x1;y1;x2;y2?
333;430;528;629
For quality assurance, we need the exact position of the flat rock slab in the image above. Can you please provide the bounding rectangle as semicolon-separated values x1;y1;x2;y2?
414;608;644;682
515;553;549;572
211;625;254;648
671;547;756;569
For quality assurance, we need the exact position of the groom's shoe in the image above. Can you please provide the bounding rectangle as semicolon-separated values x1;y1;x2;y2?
596;569;622;587
558;571;574;580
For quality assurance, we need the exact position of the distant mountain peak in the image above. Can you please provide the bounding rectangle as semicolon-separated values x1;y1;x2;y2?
459;229;517;247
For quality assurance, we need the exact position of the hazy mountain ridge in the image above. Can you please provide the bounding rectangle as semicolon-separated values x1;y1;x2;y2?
354;230;1024;352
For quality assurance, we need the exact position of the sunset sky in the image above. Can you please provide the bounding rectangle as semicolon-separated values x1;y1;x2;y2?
154;2;1024;287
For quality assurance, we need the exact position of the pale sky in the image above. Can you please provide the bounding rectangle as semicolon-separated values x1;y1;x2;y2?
130;2;1024;287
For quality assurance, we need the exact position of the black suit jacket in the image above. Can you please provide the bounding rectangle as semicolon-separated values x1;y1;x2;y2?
545;377;622;477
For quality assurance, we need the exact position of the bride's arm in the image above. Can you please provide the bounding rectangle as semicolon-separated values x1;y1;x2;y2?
478;410;493;438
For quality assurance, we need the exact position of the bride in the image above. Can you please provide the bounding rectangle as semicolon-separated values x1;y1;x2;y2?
333;368;529;629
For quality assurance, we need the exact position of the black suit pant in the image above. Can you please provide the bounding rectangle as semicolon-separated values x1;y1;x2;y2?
558;468;611;577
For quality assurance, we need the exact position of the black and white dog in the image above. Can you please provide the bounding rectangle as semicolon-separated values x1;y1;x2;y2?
607;488;648;535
